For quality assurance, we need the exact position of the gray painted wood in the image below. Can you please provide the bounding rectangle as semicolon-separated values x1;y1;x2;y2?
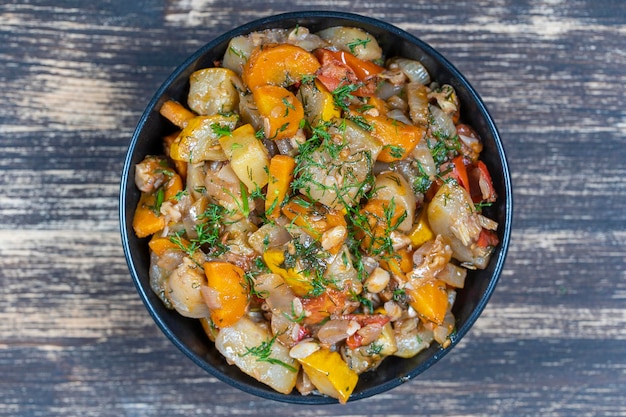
1;1;625;416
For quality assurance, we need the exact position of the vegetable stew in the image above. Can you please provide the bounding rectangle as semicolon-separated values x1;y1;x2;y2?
132;25;499;403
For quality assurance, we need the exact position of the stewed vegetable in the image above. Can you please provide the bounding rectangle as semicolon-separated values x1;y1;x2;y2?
132;25;499;403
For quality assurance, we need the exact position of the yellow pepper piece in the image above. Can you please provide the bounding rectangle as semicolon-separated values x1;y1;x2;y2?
408;205;434;247
297;348;358;404
314;79;341;122
262;248;313;297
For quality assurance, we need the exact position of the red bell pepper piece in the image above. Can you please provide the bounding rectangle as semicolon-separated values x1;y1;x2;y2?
477;228;499;248
314;48;381;97
468;160;497;203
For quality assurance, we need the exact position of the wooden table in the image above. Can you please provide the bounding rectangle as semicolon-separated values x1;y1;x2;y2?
2;1;625;416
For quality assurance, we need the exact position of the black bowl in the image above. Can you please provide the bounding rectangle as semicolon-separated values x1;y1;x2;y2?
120;10;512;404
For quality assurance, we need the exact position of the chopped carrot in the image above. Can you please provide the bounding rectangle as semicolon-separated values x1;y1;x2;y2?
406;278;449;325
149;235;186;256
159;100;196;128
281;197;347;241
132;192;166;238
252;85;304;140
363;113;424;162
242;43;320;90
379;248;413;279
203;261;248;328
265;154;296;219
356;198;406;254
163;173;183;202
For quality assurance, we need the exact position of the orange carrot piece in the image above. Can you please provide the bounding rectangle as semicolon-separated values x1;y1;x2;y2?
159;100;196;128
281;198;347;241
203;261;248;328
265;154;296;219
242;43;320;90
132;192;166;238
163;173;183;202
252;85;304;140
356;198;406;254
148;235;186;256
379;248;413;279
407;278;449;325
363;113;424;162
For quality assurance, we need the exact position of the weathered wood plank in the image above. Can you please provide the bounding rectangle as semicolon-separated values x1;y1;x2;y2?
1;0;625;416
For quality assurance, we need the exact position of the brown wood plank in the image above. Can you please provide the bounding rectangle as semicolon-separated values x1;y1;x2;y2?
1;0;625;415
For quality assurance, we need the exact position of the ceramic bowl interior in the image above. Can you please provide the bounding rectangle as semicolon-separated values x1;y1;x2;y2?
120;10;512;404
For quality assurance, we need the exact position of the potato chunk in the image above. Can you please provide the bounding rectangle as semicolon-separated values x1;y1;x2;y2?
219;123;270;192
215;317;299;394
188;67;242;116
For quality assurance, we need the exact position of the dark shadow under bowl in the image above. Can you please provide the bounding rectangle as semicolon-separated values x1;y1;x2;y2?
120;10;512;404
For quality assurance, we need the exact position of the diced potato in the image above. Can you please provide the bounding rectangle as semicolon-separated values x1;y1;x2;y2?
393;318;434;358
297;120;382;210
297;348;358;404
316;26;383;61
436;263;467;288
373;322;397;356
222;35;255;75
188;67;242;116
428;182;491;268
219;123;270;192
215;317;299;394
164;258;210;319
342;322;398;374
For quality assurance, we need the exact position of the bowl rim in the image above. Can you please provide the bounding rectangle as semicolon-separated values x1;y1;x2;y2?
119;10;513;404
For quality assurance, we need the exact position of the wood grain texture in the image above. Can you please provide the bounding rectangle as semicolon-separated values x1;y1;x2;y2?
1;0;625;416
